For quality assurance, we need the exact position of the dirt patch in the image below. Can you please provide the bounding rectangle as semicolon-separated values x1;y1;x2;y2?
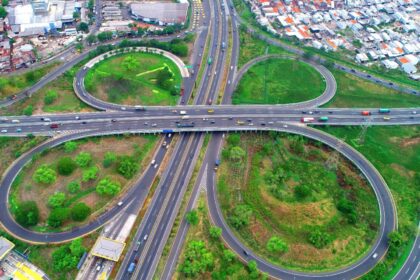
400;137;420;147
249;218;271;244
260;189;337;227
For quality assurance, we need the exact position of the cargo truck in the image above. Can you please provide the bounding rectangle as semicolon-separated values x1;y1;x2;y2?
301;117;315;123
361;111;371;116
134;105;145;111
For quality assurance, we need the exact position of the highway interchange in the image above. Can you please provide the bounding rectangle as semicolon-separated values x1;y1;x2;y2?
0;0;419;279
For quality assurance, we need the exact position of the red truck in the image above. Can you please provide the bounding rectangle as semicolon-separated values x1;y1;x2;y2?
301;117;315;123
361;111;371;116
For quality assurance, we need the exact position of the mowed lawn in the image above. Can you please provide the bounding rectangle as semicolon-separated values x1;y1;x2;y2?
84;52;182;106
325;69;420;108
233;58;325;104
217;133;379;272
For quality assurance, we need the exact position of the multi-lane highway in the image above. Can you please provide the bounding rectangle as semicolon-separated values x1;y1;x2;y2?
0;0;419;279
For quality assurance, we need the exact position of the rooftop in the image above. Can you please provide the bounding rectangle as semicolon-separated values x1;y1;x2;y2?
91;237;125;262
0;237;15;260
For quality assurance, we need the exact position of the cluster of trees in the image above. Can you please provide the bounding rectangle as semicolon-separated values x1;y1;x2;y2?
96;177;120;196
186;210;199;226
32;165;57;185
15;201;39;227
23;105;33;116
51;239;86;272
116;155;139;179
47;202;91;227
156;66;178;95
121;55;140;71
180;240;214;277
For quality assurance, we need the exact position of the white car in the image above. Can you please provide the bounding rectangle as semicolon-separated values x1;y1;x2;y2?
117;201;123;206
1;129;7;133
372;253;378;259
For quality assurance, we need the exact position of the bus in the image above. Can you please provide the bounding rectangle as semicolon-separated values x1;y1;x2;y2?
301;117;315;123
208;57;212;65
378;108;390;113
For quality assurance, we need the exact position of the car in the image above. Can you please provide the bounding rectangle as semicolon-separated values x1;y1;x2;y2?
283;124;288;128
228;117;233;120
268;121;274;125
75;116;80;120
243;250;249;256
143;234;148;241
144;122;148;126
351;69;356;73
111;119;117;122
328;111;333;114
260;122;266;126
11;94;17;100
367;74;371;78
151;123;157;127
172;109;177;113
16;128;22;132
40;117;45;121
162;141;167;147
121;107;126;111
301;111;307;114
247;119;252;122
308;111;313;115
82;121;87;124
117;201;123;206
210;120;215;124
412;111;417;114
96;265;102;271
151;159;156;165
168;134;172;138
207;98;212;105
389;82;393;86
372;253;378;259
1;129;7;133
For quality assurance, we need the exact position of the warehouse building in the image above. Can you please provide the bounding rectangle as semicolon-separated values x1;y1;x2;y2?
130;2;189;26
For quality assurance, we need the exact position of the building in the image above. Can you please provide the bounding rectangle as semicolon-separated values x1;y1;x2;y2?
0;237;14;261
91;237;125;262
130;2;189;26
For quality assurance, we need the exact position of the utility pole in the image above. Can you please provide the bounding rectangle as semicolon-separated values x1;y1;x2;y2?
357;117;372;145
325;138;345;170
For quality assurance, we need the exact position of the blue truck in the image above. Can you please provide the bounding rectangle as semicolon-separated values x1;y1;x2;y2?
162;129;174;133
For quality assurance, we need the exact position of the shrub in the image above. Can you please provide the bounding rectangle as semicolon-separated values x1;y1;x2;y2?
228;204;252;229
102;152;116;168
117;155;138;179
96;177;121;196
185;210;199;226
64;141;78;153
75;152;92;167
32;164;56;185
48;192;66;208
82;166;99;182
15;201;39;227
23;105;33;116
309;229;331;248
209;226;222;239
47;208;69;227
266;236;288;253
67;181;81;194
71;203;91;221
294;185;311;199
44;90;58;105
57;157;77;176
180;240;214;277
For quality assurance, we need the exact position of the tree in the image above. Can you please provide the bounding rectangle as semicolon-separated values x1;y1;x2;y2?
247;260;259;279
97;31;113;42
185;210;199;226
96;178;121;196
156;67;173;89
103;152;116;168
121;55;140;71
82;166;99;182
294;185;311;199
48;192;66;208
309;229;331;249
47;207;69;227
170;43;188;57
75;42;84;53
2;0;8;6
209;226;222;239
77;22;89;33
227;134;240;146
388;231;404;257
75;152;92;167
44;90;58;105
71;203;91;221
86;34;97;45
222;249;236;262
67;181;81;194
57;156;77;176
337;198;357;224
266;236;288;253
23;105;33;116
33;164;57;185
180;240;214;277
228;204;252;229
52;239;86;272
229;146;245;162
15;201;39;227
117;155;138;179
64;141;78;153
0;6;7;19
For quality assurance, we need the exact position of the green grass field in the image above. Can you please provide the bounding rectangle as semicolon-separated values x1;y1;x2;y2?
84;52;182;106
319;126;419;279
325;69;420;108
0;63;60;99
217;133;379;271
233;58;325;104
